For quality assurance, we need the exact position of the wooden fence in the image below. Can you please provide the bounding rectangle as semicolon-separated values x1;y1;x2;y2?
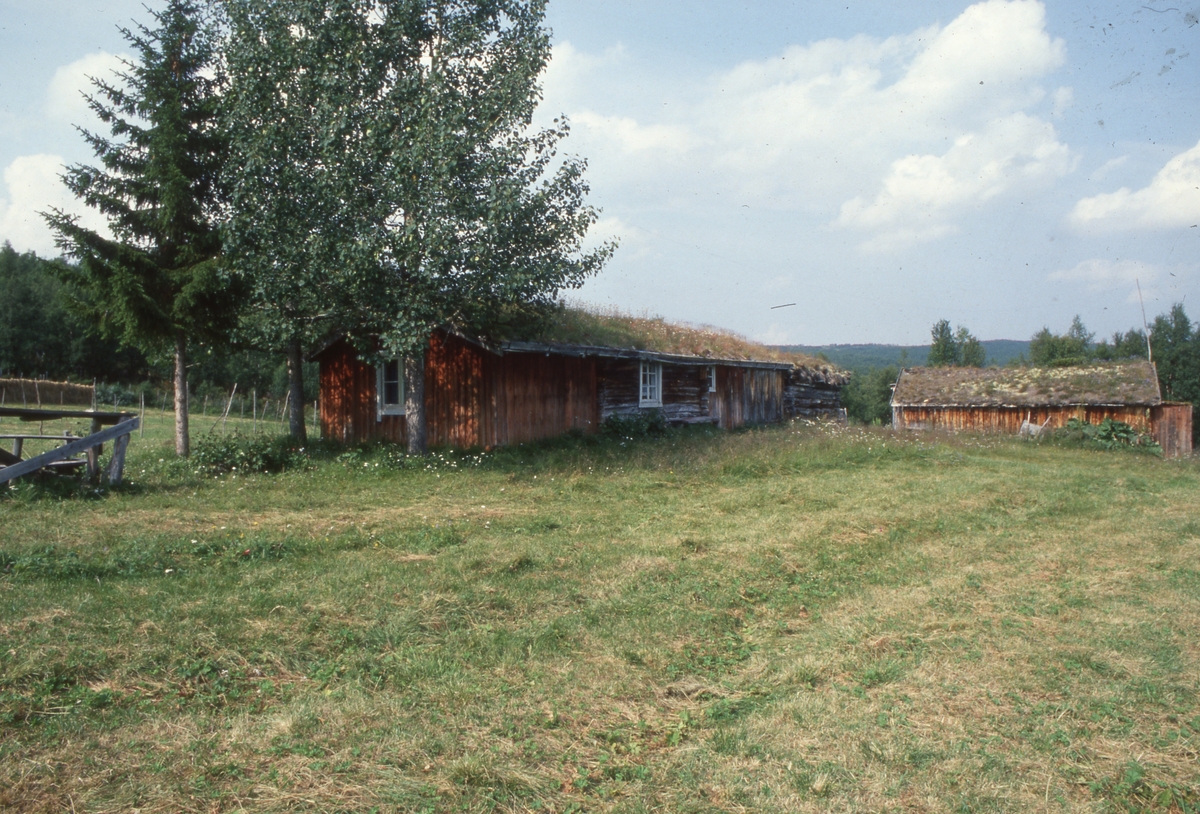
0;378;95;408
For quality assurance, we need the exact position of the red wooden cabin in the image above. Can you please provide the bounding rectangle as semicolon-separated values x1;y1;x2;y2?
314;330;846;448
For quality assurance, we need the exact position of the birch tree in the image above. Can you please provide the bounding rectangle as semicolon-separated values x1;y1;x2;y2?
223;0;611;452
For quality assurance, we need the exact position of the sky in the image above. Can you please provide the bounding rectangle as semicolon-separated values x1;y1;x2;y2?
1;0;1198;345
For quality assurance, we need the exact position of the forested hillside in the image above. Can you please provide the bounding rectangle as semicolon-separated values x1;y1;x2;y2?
780;339;1030;372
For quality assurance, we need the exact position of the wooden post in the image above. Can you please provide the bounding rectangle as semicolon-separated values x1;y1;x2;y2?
107;432;131;486
86;415;102;483
140;393;145;438
13;438;22;459
279;391;291;430
253;389;258;434
215;384;237;434
203;394;209;417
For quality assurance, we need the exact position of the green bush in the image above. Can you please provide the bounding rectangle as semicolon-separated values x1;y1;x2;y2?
1054;417;1161;454
601;410;668;438
191;432;309;476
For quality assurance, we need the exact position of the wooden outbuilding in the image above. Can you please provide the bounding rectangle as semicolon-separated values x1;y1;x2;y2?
314;322;847;449
891;361;1192;457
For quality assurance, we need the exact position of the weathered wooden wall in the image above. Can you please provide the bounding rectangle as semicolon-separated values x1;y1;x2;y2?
319;333;600;448
1150;403;1193;458
711;367;785;430
318;339;404;445
893;403;1193;458
893;405;1154;434
596;360;711;422
783;369;844;419
488;346;600;445
321;334;848;447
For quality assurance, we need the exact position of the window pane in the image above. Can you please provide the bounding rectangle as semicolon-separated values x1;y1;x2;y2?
383;360;401;405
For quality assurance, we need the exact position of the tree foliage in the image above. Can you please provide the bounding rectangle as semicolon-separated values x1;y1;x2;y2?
223;0;611;452
1029;316;1149;367
1151;304;1200;406
1029;315;1096;367
841;364;899;425
928;320;984;367
44;0;234;455
0;243;149;381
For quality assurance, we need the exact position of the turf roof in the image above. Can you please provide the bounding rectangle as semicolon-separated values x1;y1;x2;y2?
891;361;1161;407
511;305;844;375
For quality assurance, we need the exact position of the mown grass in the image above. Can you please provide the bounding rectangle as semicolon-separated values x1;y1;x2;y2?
1;413;1198;813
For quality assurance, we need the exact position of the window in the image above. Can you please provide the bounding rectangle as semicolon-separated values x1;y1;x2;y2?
639;362;662;407
376;359;404;420
708;366;717;392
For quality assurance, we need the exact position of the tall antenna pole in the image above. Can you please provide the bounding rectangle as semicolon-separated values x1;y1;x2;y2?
1136;278;1153;363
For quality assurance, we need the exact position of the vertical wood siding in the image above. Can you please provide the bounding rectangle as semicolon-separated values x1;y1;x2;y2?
320;333;845;448
892;405;1153;434
490;349;600;444
710;367;785;429
1150;403;1193;458
892;403;1193;458
318;339;404;445
319;333;600;448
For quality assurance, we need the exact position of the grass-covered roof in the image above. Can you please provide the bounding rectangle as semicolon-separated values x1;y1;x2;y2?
892;361;1161;407
502;305;844;376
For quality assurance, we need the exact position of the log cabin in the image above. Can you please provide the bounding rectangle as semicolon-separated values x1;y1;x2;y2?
890;360;1192;457
313;313;847;449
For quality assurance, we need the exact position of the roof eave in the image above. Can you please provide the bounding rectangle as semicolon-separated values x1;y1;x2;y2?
497;340;796;370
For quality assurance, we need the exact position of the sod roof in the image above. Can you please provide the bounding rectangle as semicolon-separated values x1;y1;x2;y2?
503;306;847;380
891;361;1161;407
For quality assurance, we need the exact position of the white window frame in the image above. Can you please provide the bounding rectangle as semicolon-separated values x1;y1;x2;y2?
708;366;717;392
376;359;405;420
639;361;662;407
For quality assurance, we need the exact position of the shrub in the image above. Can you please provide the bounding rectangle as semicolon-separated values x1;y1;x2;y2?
1054;417;1161;454
601;410;668;438
191;432;309;476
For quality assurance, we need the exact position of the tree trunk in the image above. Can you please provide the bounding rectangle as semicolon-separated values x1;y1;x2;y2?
286;337;308;444
405;351;427;455
174;332;189;457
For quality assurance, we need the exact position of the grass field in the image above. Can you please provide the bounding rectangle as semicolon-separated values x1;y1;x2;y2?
1;412;1198;813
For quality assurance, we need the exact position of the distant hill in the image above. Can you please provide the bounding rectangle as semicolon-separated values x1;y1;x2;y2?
779;340;1030;372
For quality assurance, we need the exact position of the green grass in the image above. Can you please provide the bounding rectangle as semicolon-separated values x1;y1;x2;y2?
1;413;1198;812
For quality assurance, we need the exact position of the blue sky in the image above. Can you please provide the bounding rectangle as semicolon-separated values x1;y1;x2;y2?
1;0;1197;344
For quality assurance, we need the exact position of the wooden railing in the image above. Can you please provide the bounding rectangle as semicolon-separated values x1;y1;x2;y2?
0;408;139;486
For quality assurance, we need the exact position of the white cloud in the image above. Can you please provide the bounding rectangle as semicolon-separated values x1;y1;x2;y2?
542;1;1074;249
1069;140;1200;230
572;111;696;155
0;154;109;256
45;51;127;127
836;113;1074;248
1049;258;1159;291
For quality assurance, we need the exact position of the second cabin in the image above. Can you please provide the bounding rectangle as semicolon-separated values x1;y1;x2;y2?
314;309;848;448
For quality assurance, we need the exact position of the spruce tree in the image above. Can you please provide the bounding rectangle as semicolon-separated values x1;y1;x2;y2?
45;0;235;457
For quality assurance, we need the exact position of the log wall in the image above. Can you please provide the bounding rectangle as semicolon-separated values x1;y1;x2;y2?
596;360;711;422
